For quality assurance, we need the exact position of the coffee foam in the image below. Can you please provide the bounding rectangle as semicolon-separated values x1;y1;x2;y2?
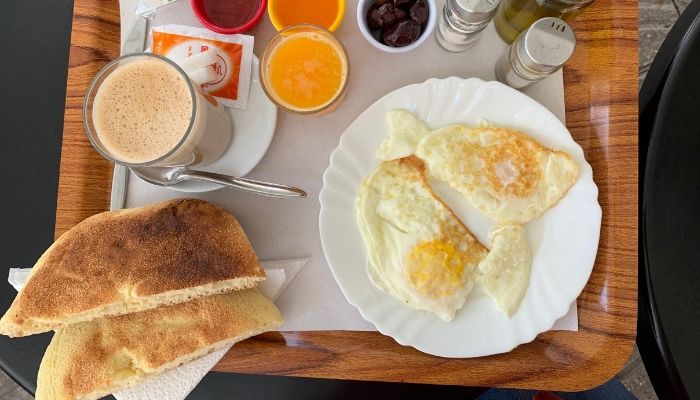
92;58;193;164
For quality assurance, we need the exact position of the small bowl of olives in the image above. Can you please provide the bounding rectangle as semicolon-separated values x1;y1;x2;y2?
357;0;436;53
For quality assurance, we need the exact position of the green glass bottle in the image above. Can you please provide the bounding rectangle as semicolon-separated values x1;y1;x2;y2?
494;0;594;43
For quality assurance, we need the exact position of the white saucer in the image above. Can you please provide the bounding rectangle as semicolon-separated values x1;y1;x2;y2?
146;55;277;193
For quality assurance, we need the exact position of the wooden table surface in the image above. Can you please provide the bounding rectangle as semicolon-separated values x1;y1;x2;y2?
56;0;638;391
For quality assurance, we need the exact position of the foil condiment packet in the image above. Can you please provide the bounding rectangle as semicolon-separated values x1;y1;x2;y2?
151;25;254;109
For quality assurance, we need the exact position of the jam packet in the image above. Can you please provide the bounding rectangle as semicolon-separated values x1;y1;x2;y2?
151;25;253;109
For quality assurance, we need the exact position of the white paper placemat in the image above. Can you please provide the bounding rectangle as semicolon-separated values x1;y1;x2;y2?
118;0;577;332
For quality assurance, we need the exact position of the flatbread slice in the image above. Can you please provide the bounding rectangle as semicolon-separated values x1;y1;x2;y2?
36;289;282;400
0;198;266;337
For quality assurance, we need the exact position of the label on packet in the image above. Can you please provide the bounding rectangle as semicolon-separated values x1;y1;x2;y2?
151;25;254;109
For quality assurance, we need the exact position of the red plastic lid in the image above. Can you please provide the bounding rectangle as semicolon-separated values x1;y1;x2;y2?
190;0;267;34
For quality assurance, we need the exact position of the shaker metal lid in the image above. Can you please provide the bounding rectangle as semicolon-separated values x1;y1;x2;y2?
447;0;501;25
518;17;576;74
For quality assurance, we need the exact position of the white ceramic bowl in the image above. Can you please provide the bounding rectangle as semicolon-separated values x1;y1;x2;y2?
357;0;437;53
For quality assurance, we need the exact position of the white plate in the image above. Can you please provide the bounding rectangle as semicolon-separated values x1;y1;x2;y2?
156;56;277;193
319;77;601;358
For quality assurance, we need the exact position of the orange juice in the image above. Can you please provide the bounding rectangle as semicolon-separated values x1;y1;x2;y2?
270;0;340;30
261;26;348;114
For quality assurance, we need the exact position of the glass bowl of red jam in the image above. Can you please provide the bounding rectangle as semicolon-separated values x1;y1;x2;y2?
190;0;267;34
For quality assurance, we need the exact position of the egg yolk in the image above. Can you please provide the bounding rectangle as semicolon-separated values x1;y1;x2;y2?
405;240;464;298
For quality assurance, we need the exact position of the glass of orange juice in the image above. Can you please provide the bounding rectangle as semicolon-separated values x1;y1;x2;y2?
268;0;345;32
260;24;349;115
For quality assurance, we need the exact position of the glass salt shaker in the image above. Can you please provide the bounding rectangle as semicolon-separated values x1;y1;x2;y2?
495;17;575;89
436;0;502;52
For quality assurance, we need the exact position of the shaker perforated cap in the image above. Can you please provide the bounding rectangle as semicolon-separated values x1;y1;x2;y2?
446;0;501;25
517;17;576;74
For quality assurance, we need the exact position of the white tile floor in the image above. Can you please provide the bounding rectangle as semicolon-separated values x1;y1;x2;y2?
639;0;689;84
619;346;659;399
0;369;31;400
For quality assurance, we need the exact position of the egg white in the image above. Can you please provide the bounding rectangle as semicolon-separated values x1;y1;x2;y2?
415;125;580;224
356;158;486;321
478;224;532;317
376;110;431;161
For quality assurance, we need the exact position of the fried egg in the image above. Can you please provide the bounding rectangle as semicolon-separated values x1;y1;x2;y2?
478;224;532;317
356;156;487;321
376;110;431;161
415;125;579;224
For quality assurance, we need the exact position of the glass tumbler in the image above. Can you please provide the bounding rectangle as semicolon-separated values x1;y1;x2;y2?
83;53;232;167
260;24;350;116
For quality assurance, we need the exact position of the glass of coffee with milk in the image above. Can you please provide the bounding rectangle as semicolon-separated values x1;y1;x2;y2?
83;53;232;167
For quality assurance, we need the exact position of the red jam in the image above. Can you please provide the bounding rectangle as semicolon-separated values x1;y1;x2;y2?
202;0;262;28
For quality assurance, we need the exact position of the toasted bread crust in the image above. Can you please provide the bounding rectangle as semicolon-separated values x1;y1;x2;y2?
36;289;282;400
0;199;266;336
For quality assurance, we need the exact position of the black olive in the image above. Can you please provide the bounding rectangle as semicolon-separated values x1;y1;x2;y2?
367;4;382;30
410;0;429;25
368;3;407;30
382;19;422;47
394;0;414;9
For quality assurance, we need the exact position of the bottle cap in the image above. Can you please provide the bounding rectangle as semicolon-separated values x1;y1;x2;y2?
446;0;501;27
516;17;576;75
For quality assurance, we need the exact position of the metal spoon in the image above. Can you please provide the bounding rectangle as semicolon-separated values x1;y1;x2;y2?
131;166;307;198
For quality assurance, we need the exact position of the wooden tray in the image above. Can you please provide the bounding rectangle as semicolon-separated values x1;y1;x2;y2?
56;0;638;391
